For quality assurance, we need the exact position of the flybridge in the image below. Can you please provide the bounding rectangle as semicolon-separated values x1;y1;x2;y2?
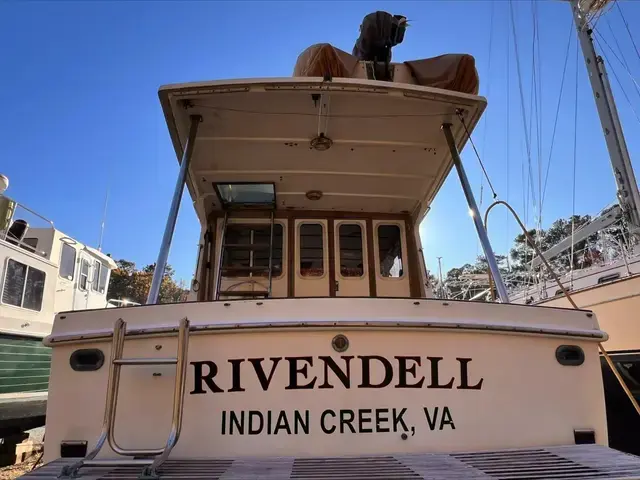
189;355;484;394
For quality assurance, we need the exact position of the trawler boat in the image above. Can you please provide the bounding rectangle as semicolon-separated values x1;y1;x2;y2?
0;175;116;437
26;12;640;480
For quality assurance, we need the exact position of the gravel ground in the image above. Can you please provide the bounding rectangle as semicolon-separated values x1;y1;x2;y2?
0;427;45;479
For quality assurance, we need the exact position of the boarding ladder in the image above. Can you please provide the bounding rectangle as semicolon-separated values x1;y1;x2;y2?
60;317;190;479
215;208;276;300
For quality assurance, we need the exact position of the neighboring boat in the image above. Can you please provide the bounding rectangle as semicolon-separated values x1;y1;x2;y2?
24;11;640;480
0;174;116;437
506;0;640;454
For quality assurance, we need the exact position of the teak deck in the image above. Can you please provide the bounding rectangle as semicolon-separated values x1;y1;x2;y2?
25;445;640;479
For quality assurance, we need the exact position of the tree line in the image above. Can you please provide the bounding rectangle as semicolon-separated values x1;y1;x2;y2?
107;259;189;304
437;212;627;301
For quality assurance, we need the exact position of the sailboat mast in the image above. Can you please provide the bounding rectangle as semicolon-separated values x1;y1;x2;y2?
569;0;640;231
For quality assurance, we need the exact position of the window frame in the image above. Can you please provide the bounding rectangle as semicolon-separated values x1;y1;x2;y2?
297;222;326;279
59;242;77;281
336;221;366;279
1;257;46;312
221;221;285;279
92;260;102;292
78;258;90;291
376;222;406;280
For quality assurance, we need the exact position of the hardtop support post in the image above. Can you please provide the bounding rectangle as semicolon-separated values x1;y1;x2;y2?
442;123;510;303
147;114;202;304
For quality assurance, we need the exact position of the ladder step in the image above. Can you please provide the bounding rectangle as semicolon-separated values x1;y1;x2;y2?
221;265;270;273
84;459;154;467
219;290;269;297
114;357;178;366
223;243;271;250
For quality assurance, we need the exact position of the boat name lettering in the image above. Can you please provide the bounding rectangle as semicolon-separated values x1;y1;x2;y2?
189;355;483;394
219;406;456;436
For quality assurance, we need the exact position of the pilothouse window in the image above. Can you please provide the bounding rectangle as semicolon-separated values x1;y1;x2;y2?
2;259;46;311
215;183;275;208
223;224;283;277
339;224;364;277
299;223;324;277
59;243;76;281
378;224;403;278
79;259;89;290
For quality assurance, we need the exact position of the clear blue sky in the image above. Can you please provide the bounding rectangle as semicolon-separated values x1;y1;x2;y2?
2;1;640;283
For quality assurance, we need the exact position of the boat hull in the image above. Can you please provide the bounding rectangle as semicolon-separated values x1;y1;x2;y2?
538;278;640;455
0;334;50;435
42;298;607;462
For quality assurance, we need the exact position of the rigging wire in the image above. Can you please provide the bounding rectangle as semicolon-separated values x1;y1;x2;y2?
458;113;498;200
478;0;495;257
570;37;579;287
541;18;574;212
506;6;511;271
616;0;640;66
509;0;538;218
594;36;640;126
593;28;640;93
604;15;640;99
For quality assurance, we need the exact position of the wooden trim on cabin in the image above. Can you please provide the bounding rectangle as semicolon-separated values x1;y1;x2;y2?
365;218;377;297
328;220;336;297
405;222;423;298
207;209;410;221
288;216;295;298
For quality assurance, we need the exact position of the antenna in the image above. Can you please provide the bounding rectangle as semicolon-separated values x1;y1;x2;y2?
98;187;109;252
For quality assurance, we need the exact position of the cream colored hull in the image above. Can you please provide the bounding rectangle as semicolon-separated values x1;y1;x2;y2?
537;274;640;352
42;298;607;463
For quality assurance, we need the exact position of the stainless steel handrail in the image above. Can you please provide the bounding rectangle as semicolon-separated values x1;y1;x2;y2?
60;317;191;479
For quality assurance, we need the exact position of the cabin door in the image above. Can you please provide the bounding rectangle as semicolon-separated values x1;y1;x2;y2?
294;220;329;297
334;220;370;297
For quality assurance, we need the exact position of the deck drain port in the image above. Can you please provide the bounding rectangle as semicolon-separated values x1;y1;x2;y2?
70;349;105;371
61;440;87;458
556;345;584;366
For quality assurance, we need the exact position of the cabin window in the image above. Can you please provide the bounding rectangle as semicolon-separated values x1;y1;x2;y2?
378;224;403;278
92;261;102;292
99;264;109;293
1;259;46;311
22;237;38;252
223;224;283;277
79;259;90;290
299;223;324;277
339;224;364;277
59;243;76;281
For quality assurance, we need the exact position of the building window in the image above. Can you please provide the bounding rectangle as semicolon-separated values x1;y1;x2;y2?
79;259;89;290
223;224;283;277
378;224;403;278
339;224;364;277
300;223;324;277
2;259;46;311
59;243;76;281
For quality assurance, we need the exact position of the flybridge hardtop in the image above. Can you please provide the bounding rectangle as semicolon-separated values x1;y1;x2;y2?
158;77;485;225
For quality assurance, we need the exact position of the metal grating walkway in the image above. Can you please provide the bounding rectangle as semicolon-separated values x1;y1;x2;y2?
21;445;640;479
